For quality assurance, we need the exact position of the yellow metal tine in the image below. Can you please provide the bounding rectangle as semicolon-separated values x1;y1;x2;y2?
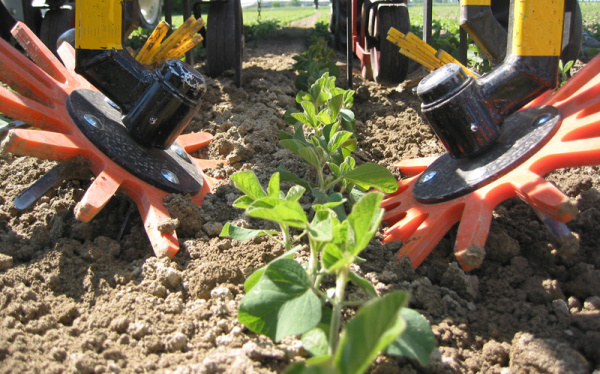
400;48;437;70
405;32;438;56
164;34;204;61
149;16;199;64
387;28;444;69
435;49;478;77
136;21;170;65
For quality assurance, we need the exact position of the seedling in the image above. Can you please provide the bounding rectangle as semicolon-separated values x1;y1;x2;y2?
293;36;341;91
280;73;398;209
221;171;435;373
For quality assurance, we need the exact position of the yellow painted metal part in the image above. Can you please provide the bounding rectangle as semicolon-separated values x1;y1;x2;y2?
136;16;205;67
75;0;123;50
460;0;491;6
387;28;477;77
511;0;564;56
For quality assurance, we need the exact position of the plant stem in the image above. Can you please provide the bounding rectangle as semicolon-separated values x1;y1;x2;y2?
329;266;349;354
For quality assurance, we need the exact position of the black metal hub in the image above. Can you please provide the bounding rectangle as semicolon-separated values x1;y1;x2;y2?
67;89;204;194
413;105;561;203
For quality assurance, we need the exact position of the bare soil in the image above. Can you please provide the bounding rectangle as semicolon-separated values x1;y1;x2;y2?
1;13;599;374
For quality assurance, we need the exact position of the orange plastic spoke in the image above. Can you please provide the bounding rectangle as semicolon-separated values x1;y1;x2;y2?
396;156;435;176
11;23;68;85
75;170;123;222
138;198;181;258
177;132;214;152
515;173;577;222
395;156;436;176
0;87;68;131
454;199;493;270
3;129;82;160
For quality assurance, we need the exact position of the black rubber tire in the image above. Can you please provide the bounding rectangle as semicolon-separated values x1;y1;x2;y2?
40;7;74;54
330;0;347;50
561;0;582;65
369;5;409;84
206;0;243;86
138;0;163;29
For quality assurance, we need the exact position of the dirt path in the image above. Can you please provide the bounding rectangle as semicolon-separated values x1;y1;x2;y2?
0;13;599;374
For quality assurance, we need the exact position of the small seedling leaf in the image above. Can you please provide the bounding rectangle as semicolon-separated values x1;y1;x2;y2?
231;171;267;200
238;258;322;342
346;192;384;256
334;291;409;374
385;308;436;366
348;270;378;299
268;172;281;198
220;222;276;241
247;197;308;228
344;163;398;193
302;327;330;357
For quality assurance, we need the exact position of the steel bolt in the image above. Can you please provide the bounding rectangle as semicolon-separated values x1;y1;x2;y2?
161;169;179;184
533;112;553;127
170;144;191;163
83;114;102;128
420;171;437;184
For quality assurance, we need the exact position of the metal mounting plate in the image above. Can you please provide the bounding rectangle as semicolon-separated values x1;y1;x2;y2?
67;89;204;194
413;105;561;203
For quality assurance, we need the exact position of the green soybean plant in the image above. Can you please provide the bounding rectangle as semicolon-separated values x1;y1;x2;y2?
220;170;435;373
279;73;398;209
293;36;341;91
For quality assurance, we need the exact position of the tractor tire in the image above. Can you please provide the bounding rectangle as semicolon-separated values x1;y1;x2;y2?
40;7;74;54
206;0;243;87
138;0;163;29
368;4;409;84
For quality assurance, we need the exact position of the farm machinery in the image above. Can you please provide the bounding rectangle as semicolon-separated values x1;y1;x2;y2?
0;0;598;270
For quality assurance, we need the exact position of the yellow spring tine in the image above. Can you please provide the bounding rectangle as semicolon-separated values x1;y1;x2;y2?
387;28;444;69
164;34;204;61
136;21;170;65
148;16;201;64
435;49;478;77
387;27;477;77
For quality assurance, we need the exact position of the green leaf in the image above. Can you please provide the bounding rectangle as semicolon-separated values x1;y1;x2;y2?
385;308;436;366
286;360;337;374
286;185;307;202
220;222;277;241
247;197;308;229
302;328;330;357
334;291;409;374
344;163;398;193
307;210;333;242
232;195;255;209
322;243;350;271
329;94;344;120
327;131;354;154
299;146;323;170
300;100;318;128
231;171;267;200
238;258;322;342
346;193;384;256
244;267;266;292
281;139;309;157
268;172;281;198
276;164;313;191
329;162;341;178
348;271;378;299
284;108;301;126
